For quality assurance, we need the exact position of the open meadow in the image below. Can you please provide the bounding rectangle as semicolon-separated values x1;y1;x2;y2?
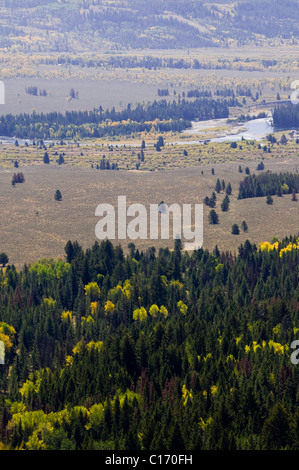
1;154;299;268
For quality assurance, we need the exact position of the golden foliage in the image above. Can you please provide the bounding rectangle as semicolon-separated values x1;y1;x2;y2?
104;300;115;316
182;384;193;406
61;310;72;321
84;282;101;300
133;307;147;323
90;301;98;315
177;300;188;315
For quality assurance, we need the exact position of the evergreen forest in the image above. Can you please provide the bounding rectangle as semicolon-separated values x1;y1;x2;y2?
1;237;299;450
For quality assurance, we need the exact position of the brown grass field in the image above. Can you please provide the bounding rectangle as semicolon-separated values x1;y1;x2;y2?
1;154;299;269
2;77;158;115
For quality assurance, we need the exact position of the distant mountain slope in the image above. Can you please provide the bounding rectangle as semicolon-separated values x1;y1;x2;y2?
0;0;298;51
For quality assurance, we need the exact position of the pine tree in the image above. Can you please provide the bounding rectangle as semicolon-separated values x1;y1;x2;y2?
226;182;232;195
241;220;248;232
215;178;221;193
231;224;240;235
221;195;230;212
54;189;62;201
209;209;219;224
43;152;50;164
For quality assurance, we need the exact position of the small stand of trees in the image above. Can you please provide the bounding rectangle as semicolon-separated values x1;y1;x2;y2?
25;86;48;97
157;89;169;96
238;172;299;199
204;192;216;208
12;173;25;185
98;157;119;170
155;136;164;152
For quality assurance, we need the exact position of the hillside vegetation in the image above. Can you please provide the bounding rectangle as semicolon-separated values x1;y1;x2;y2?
1;0;298;52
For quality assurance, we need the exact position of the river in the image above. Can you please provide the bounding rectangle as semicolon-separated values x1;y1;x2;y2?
177;116;274;145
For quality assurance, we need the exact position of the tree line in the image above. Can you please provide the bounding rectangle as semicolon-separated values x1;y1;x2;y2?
273;104;299;129
238;172;299;199
0;98;231;140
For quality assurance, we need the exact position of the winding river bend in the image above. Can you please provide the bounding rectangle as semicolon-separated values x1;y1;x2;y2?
211;117;274;143
178;116;274;145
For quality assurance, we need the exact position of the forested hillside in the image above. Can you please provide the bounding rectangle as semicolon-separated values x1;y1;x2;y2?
1;237;299;450
0;0;298;52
